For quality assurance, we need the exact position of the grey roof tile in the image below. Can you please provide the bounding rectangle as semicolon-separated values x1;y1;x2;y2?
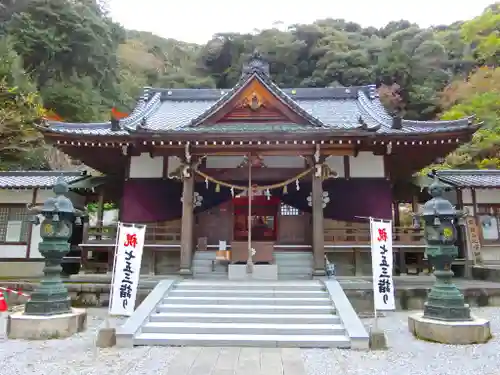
295;99;361;129
42;74;477;137
46;122;130;136
0;171;89;189
436;170;500;188
144;100;214;131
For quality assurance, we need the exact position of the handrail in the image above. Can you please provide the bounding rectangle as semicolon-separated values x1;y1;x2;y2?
84;223;425;247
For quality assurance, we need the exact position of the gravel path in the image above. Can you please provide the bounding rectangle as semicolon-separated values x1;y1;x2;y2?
303;307;500;375
0;307;498;375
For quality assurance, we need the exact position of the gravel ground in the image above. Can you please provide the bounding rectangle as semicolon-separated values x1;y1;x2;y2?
302;307;500;375
0;307;498;375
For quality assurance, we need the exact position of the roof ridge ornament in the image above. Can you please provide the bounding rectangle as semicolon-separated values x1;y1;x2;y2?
241;49;270;78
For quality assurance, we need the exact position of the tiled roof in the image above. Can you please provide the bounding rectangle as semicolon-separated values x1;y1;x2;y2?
435;170;500;188
0;171;90;189
40;57;477;137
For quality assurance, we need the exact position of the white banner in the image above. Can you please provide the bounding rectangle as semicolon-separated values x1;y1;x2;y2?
109;223;146;316
370;218;395;310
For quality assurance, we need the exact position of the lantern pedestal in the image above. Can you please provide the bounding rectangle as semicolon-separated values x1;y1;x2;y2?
24;240;72;316
16;176;88;340
409;246;492;344
408;313;491;344
423;247;472;321
409;174;492;344
7;308;87;340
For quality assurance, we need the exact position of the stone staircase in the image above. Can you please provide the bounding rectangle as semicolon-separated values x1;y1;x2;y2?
119;279;368;348
192;251;313;280
274;251;313;280
192;251;227;279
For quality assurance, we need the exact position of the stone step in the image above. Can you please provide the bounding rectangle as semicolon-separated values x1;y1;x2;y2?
175;280;323;291
157;304;333;314
141;322;346;335
275;260;313;266
149;312;342;324
188;275;229;280
273;252;313;258
169;289;328;298
276;260;313;265
278;274;312;280
193;251;217;259
163;296;332;306
133;332;351;348
276;267;314;274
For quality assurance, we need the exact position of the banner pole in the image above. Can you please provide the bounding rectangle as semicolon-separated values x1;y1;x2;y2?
106;221;122;329
368;216;390;349
369;217;378;330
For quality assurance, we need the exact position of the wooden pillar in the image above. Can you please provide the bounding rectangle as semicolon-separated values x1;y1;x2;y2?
393;201;400;226
179;172;195;276
411;194;419;213
96;189;105;239
312;173;325;276
25;188;38;258
471;188;478;216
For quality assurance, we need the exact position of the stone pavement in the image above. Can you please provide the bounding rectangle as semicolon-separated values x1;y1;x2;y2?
2;307;500;375
164;347;306;375
0;309;306;375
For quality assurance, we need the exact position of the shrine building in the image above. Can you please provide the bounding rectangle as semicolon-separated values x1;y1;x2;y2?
36;53;480;278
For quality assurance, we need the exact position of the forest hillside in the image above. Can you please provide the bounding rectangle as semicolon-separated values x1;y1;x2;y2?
0;0;499;172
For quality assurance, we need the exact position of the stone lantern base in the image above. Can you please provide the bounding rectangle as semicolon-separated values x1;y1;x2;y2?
408;312;492;344
6;308;87;340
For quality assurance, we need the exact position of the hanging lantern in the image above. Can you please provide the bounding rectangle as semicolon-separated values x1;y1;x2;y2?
296;179;300;191
215;183;220;193
230;187;234;197
205;178;209;189
283;185;288;194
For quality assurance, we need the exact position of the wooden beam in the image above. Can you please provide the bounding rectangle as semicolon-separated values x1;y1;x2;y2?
25;188;38;259
471;188;478;216
322;148;355;156
343;155;350;179
162;155;169;179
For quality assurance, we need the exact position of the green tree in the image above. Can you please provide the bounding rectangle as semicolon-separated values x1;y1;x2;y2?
0;37;48;170
0;81;45;170
425;67;500;171
461;3;500;65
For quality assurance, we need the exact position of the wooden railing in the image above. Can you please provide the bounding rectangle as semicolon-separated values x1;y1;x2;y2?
80;220;182;273
85;220;182;245
324;220;425;246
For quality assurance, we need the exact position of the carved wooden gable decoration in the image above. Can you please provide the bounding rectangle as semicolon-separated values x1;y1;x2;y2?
200;77;309;126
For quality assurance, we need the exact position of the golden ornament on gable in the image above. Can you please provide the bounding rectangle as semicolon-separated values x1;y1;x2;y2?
237;91;266;111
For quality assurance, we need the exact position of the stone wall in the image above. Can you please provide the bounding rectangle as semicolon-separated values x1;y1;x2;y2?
3;280;500;313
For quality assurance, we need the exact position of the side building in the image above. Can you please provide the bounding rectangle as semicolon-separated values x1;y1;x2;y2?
432;170;500;279
0;170;96;277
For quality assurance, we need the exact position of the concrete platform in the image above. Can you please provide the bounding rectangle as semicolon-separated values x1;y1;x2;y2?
408;312;492;344
228;264;278;280
7;308;87;340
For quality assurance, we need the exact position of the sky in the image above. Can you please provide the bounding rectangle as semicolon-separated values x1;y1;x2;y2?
109;0;493;44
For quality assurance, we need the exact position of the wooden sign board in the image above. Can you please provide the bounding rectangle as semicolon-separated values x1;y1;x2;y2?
465;216;483;265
